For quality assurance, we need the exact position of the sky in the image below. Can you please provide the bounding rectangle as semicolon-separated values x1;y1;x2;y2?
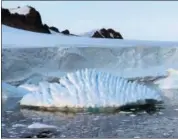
2;1;178;41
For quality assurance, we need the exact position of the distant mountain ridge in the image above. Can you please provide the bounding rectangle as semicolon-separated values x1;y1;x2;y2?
2;6;123;39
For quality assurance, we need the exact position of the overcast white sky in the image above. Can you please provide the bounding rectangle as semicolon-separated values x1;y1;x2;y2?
2;1;178;41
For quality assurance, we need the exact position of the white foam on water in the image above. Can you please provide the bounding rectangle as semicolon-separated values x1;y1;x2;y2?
12;124;26;128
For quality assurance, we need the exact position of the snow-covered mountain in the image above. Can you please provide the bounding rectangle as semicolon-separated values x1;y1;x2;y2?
2;6;71;35
2;6;50;34
2;6;123;39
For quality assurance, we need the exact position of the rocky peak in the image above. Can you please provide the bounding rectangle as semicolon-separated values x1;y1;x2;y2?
92;28;123;39
2;6;50;34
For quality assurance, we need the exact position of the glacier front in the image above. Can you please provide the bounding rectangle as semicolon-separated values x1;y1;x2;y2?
2;25;178;82
20;69;163;112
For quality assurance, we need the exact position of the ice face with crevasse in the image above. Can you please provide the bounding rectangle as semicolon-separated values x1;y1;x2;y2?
20;69;163;110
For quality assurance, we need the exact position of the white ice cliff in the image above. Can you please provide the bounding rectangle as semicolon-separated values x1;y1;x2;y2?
2;25;178;82
20;69;163;111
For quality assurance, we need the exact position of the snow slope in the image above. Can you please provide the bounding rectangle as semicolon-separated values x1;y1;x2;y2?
20;69;163;111
49;29;65;36
2;25;178;49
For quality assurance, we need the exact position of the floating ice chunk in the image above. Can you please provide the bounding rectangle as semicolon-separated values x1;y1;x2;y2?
2;82;30;99
28;123;57;129
12;124;26;128
20;69;163;112
2;82;31;110
155;68;178;89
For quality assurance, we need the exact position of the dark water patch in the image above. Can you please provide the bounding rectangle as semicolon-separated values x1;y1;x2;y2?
117;99;164;115
22;130;59;138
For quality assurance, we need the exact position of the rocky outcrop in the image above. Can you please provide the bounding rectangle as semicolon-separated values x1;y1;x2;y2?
2;6;50;34
92;28;123;39
49;26;60;33
61;29;70;35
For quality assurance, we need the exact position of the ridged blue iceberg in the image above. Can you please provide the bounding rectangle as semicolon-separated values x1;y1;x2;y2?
20;69;163;112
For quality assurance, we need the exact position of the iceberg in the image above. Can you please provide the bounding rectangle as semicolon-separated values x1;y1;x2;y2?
20;69;163;112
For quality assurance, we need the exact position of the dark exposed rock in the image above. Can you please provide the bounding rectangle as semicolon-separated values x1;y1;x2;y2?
2;6;50;34
92;31;103;38
108;28;123;39
1;8;11;21
25;6;42;26
61;29;70;35
100;28;110;38
49;26;60;33
92;28;123;39
43;24;50;32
